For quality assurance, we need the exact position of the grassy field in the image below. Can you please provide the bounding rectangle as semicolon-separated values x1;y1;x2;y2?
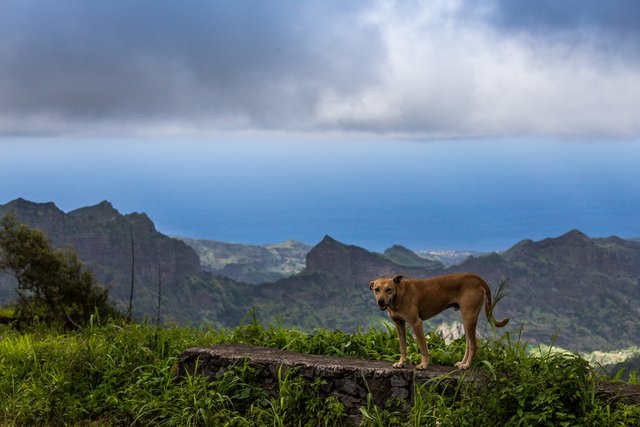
0;317;638;426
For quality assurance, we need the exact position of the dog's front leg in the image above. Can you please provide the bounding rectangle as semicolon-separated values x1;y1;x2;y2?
411;320;429;370
391;317;407;368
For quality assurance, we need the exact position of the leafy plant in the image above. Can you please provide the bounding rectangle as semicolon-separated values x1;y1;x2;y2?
0;214;118;328
0;319;638;426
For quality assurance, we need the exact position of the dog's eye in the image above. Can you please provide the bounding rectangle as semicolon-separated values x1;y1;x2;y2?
374;287;380;292
385;288;392;293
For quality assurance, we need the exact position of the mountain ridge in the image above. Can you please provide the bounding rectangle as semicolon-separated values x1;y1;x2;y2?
281;230;640;351
2;198;640;352
383;244;445;269
0;199;202;317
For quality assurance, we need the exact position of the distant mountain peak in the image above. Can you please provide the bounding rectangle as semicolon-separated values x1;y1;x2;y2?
69;200;120;222
96;200;114;209
81;200;116;212
306;235;446;279
384;244;445;269
559;229;590;241
311;235;350;252
507;230;592;255
6;197;30;207
319;235;339;244
125;212;157;232
306;235;383;277
385;244;411;252
384;244;413;258
539;229;592;248
4;198;62;213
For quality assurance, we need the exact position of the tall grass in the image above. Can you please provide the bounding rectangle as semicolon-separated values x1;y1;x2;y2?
0;317;638;426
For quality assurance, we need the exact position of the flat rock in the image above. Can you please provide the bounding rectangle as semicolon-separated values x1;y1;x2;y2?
177;344;640;422
177;344;474;422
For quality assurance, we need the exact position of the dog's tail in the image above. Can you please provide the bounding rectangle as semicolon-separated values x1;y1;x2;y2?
479;277;510;328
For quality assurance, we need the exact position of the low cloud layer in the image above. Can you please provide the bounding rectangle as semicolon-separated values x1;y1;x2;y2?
1;0;639;138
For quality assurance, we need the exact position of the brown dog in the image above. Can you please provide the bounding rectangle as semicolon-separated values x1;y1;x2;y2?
369;273;509;370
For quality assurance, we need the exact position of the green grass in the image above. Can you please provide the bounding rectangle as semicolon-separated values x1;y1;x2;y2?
0;317;638;426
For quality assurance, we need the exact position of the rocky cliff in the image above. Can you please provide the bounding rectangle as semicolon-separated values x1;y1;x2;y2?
264;230;640;352
383;244;445;269
3;198;640;352
306;235;443;280
0;199;201;315
448;229;640;351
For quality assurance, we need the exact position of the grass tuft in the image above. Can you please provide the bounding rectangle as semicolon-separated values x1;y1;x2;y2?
0;317;638;426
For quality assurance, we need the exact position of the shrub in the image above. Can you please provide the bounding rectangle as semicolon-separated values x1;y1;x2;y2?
0;319;638;425
0;214;118;328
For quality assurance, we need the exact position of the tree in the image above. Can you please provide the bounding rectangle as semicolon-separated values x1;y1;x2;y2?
127;225;135;321
0;214;116;328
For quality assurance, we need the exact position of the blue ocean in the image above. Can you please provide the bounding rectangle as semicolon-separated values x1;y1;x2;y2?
2;137;639;252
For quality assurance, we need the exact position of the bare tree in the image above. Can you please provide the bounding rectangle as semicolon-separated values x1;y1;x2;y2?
127;225;135;321
156;267;162;327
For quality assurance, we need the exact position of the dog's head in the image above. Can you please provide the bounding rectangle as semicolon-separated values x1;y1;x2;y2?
369;275;403;311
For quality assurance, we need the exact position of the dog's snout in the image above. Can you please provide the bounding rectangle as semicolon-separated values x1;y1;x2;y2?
377;298;386;307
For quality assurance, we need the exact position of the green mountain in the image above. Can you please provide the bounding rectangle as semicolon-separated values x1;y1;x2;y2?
447;230;640;351
0;199;248;323
383;244;445;269
251;231;640;352
2;199;640;353
243;235;447;331
179;237;311;284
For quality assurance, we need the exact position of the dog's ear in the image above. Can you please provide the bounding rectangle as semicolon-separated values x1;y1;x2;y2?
369;280;375;290
393;275;404;284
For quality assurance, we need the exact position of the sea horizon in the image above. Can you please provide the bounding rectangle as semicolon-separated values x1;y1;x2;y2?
2;136;639;253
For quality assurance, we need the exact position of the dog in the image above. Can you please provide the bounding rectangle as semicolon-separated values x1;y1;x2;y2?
369;273;509;370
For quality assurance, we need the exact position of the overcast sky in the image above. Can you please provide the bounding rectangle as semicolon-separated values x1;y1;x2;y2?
2;0;640;139
3;1;640;250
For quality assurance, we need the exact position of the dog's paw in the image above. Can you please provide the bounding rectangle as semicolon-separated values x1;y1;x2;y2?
415;363;429;370
455;362;470;370
392;361;405;369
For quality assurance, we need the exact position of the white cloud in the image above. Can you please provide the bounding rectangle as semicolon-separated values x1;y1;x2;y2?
1;0;639;138
314;0;640;138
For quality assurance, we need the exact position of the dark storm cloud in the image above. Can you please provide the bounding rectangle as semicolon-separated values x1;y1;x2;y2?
488;0;640;32
1;1;640;137
0;0;383;134
486;0;640;52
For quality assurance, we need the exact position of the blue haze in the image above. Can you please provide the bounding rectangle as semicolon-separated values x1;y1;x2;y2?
1;137;639;252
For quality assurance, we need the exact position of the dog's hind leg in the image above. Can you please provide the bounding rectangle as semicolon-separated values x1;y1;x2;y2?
456;305;481;370
391;317;407;368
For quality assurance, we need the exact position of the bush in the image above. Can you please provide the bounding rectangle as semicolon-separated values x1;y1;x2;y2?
0;317;638;425
0;214;118;328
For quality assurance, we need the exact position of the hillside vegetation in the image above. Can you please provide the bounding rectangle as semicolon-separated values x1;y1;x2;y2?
1;320;638;426
180;237;310;284
0;199;201;318
3;199;640;353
